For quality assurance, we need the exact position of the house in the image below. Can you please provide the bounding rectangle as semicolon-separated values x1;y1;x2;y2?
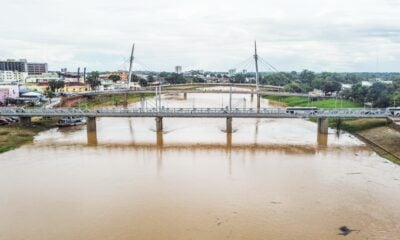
63;82;91;93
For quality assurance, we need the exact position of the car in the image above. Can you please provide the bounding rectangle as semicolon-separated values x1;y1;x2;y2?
0;119;8;125
4;118;14;123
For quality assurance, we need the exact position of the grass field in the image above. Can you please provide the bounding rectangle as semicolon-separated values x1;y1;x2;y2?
0;118;58;154
264;96;363;108
78;93;155;109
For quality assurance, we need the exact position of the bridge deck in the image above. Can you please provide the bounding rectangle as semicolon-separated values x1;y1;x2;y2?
0;107;392;119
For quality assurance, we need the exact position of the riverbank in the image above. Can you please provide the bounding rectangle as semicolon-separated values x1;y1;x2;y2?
264;95;400;163
0;93;155;154
77;93;155;109
0;118;58;154
264;96;363;108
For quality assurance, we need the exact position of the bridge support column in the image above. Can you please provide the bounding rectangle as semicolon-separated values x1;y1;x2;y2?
19;117;32;126
257;94;261;110
226;117;233;133
87;117;98;146
318;118;329;134
156;117;163;133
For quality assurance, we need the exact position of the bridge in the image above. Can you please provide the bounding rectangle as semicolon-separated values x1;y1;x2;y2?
0;107;392;137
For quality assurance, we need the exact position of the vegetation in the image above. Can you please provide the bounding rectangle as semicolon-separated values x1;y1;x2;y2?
86;71;101;89
264;96;362;108
109;75;121;82
260;71;400;107
48;80;65;92
0;118;58;154
339;119;388;132
78;93;155;109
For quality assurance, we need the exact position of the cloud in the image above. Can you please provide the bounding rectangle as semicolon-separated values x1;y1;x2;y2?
1;0;400;72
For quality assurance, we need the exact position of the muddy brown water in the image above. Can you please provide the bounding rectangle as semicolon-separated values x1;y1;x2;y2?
0;92;400;240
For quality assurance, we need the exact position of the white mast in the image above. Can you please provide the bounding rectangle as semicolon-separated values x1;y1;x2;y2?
127;43;135;89
254;41;259;91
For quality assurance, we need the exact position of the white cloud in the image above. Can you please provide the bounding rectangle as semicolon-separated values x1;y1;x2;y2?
1;0;400;72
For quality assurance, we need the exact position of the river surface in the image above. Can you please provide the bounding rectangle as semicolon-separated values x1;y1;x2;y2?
0;91;400;240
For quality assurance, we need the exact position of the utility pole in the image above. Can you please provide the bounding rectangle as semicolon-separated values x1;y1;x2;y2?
254;41;260;91
127;43;135;90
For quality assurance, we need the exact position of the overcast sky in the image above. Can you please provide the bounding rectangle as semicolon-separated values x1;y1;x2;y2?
1;0;400;72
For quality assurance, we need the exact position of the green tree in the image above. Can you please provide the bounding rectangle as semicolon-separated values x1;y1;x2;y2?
139;78;148;87
86;71;101;90
130;74;141;82
48;80;65;92
147;75;155;82
109;75;121;82
367;82;391;107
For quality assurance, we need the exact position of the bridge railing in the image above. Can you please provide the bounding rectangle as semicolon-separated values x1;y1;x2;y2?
0;107;394;118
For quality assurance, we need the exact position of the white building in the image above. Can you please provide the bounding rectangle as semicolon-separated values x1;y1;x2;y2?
0;71;27;83
25;72;60;83
0;83;20;104
361;81;373;87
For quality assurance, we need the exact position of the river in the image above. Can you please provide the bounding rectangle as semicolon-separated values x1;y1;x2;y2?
0;91;399;240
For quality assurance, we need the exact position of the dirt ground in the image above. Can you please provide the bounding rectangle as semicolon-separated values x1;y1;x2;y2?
358;126;400;160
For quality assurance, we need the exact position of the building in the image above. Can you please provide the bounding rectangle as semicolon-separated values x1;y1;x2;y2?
25;72;60;83
175;66;182;74
27;63;48;75
0;71;28;83
362;81;373;87
0;59;28;72
0;83;19;105
63;82;91;93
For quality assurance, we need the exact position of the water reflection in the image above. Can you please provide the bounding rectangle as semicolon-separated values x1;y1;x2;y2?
317;133;328;148
86;129;98;146
1;90;400;240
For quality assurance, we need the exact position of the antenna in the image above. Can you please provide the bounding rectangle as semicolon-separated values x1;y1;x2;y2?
254;41;260;91
128;43;135;89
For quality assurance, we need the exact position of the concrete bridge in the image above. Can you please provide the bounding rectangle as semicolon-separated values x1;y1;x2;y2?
0;107;392;136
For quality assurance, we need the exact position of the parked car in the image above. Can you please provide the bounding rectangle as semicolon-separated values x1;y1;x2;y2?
0;119;8;126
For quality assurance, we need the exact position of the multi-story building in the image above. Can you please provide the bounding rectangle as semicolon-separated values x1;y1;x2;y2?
27;63;48;75
0;71;28;83
0;59;28;72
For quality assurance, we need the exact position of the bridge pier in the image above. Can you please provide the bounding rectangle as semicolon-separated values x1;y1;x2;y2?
257;94;261;109
19;117;32;126
86;117;98;146
156;117;163;133
226;117;232;133
317;118;329;134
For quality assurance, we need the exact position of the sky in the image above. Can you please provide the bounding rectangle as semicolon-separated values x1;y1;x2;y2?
1;0;400;72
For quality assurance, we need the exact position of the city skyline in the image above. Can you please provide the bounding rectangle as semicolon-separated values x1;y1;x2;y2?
1;0;400;72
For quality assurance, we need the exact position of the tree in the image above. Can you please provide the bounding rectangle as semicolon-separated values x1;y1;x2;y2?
367;82;391;107
165;73;186;84
48;80;65;92
86;71;101;90
284;82;304;93
139;78;148;87
109;75;121;82
299;70;315;85
322;81;341;95
130;74;141;82
147;75;155;82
